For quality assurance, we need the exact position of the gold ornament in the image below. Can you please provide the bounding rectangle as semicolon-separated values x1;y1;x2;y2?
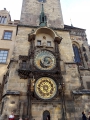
35;77;57;99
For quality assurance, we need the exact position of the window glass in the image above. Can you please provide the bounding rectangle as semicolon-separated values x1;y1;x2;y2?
4;17;7;23
3;31;12;40
1;17;4;23
37;40;41;46
0;50;8;63
73;45;81;63
47;41;51;46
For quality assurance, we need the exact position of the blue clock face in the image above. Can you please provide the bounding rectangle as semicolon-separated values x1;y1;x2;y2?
34;50;56;70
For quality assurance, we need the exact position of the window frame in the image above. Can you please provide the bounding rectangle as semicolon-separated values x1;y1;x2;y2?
73;44;84;66
0;49;9;64
47;41;51;47
37;40;41;46
2;30;13;40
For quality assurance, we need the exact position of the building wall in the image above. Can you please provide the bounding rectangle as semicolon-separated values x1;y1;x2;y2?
0;1;90;120
0;25;17;84
0;26;90;120
0;9;11;24
20;0;64;28
0;26;84;120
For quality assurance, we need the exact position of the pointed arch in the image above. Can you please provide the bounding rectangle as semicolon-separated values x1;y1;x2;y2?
72;42;82;64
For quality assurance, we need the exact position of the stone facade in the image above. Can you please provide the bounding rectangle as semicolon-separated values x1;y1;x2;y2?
0;9;19;119
0;1;90;120
20;0;64;28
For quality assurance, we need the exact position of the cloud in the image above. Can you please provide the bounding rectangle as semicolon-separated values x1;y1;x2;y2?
61;0;90;44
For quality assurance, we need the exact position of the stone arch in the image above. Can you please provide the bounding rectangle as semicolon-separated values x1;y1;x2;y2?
36;27;56;40
72;41;80;48
43;110;50;120
72;41;82;64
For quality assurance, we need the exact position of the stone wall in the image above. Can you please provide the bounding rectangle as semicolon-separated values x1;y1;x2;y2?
32;103;62;120
1;26;90;120
20;0;64;28
0;25;16;83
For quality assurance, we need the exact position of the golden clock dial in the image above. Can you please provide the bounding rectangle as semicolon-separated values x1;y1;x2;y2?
34;50;56;70
35;77;57;100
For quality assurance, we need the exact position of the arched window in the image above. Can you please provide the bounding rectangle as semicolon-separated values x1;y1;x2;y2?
73;44;81;63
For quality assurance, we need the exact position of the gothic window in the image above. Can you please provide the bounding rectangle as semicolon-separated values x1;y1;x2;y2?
73;44;81;64
3;31;12;40
0;50;8;63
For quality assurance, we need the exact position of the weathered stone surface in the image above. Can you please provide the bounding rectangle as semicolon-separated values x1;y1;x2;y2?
0;1;90;120
20;0;64;28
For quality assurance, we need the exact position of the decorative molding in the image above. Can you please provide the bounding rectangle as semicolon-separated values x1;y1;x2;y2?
19;55;29;60
72;89;90;95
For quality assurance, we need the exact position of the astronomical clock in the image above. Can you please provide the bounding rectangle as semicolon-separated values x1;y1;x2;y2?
35;77;57;100
34;50;58;100
34;50;56;70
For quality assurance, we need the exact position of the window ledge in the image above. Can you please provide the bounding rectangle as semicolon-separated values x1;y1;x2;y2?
1;39;12;41
0;63;8;65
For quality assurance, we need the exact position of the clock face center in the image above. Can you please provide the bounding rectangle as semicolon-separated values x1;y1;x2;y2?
43;85;48;91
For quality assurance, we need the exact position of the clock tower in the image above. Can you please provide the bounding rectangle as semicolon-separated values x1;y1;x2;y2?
20;0;64;28
1;0;90;120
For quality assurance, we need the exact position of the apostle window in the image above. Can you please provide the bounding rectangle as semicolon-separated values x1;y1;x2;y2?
37;40;41;46
0;50;8;63
3;31;12;40
47;41;51;47
73;44;81;64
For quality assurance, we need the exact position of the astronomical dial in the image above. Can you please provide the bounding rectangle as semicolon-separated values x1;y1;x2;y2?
34;50;56;70
35;77;57;100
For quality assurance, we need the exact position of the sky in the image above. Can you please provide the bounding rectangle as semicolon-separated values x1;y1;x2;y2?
0;0;90;44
